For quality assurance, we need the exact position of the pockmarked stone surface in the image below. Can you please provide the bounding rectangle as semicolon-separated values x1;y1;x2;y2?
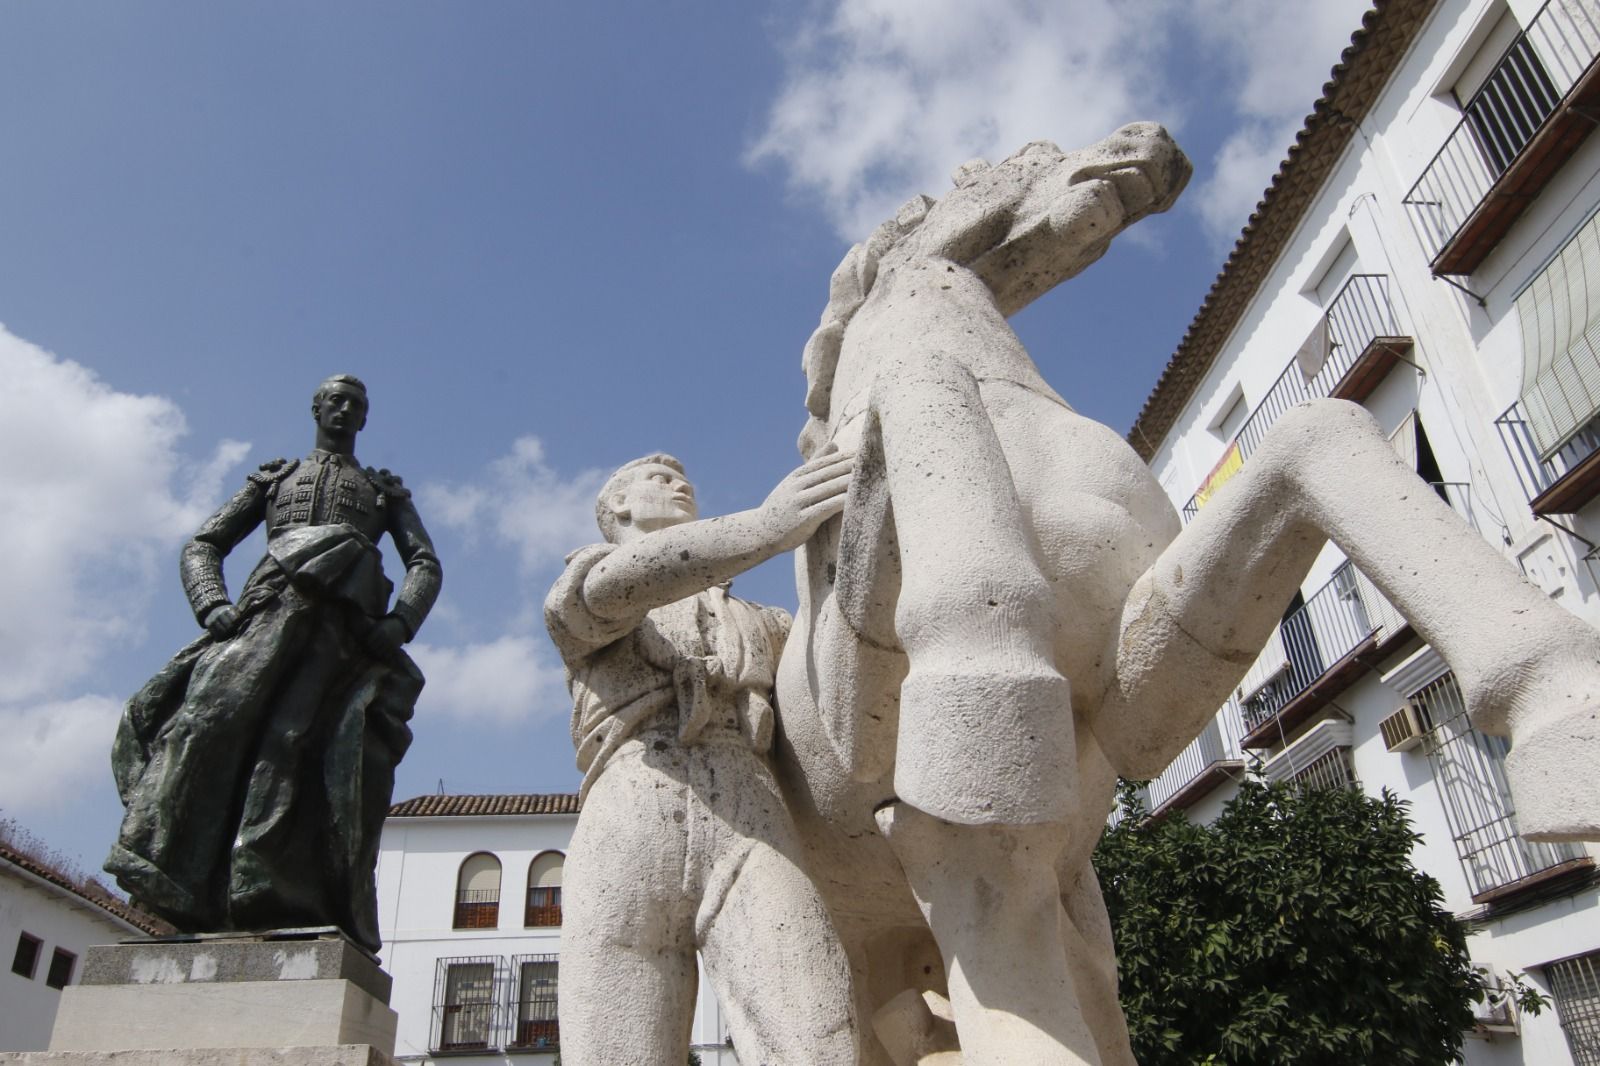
105;375;442;953
79;930;391;1003
763;124;1600;1065
545;453;858;1066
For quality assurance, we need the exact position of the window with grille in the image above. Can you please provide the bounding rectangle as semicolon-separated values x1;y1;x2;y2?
1288;746;1357;792
454;852;502;929
525;851;564;927
1411;671;1582;898
45;948;75;990
432;957;499;1052
11;933;41;979
510;954;560;1049
1546;951;1600;1065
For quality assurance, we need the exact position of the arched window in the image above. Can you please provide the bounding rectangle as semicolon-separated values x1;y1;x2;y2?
525;851;564;927
454;853;501;929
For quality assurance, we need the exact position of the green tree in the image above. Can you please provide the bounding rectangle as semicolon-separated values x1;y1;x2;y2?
1093;778;1483;1065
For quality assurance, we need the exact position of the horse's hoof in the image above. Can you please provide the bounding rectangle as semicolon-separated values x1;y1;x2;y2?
1505;702;1600;842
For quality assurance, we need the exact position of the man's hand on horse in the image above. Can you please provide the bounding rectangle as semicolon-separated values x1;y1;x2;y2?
760;449;855;552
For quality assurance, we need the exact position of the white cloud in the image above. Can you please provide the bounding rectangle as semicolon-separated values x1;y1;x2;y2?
410;635;571;725
0;325;247;815
0;697;123;815
1176;0;1373;245
748;0;1182;241
0;327;248;705
417;435;607;573
408;436;606;726
750;0;1372;249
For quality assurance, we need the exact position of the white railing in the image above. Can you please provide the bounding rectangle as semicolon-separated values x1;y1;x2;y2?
1146;705;1248;812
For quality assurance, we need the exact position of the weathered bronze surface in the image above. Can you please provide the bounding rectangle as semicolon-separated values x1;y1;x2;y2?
106;375;442;952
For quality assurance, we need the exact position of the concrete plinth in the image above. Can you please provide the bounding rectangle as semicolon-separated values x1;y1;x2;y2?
43;930;397;1058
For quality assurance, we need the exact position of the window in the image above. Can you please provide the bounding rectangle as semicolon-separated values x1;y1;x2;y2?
1288;746;1358;792
510;954;560;1049
432;956;499;1052
1515;208;1600;465
1208;386;1249;442
454;852;502;929
1454;9;1559;177
45;948;75;990
525;851;564;927
11;933;41;979
1546;951;1600;1065
1410;669;1583;898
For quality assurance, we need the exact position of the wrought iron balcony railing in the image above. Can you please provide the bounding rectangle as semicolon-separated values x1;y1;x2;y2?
1496;399;1600;515
1237;561;1408;744
1410;671;1587;901
525;885;562;927
509;954;560;1050
1182;275;1407;522
1145;706;1247;816
453;888;501;930
431;956;502;1053
1403;0;1600;274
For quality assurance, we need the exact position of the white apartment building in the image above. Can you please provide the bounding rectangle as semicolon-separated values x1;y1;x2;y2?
0;839;161;1051
1127;0;1600;1061
376;793;740;1065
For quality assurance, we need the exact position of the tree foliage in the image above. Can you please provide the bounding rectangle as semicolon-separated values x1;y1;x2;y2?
1092;778;1481;1065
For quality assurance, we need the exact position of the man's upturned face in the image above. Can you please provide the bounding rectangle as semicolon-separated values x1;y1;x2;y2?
315;384;369;437
616;463;697;532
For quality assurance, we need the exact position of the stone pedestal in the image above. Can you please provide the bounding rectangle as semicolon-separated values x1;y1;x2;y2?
0;929;399;1066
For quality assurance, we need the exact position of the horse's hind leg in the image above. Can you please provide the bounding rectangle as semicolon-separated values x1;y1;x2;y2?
868;347;1075;826
1094;398;1600;841
877;803;1103;1066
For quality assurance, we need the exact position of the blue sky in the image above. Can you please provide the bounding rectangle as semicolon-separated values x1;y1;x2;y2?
0;0;1368;874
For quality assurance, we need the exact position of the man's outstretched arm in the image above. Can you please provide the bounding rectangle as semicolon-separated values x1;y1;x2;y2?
581;450;852;626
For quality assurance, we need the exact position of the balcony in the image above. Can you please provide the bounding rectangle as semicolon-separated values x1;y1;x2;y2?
431;956;501;1054
1403;0;1600;276
524;885;562;928
1183;275;1411;522
509;953;560;1051
453;888;500;930
1146;708;1247;819
1409;670;1590;903
1237;561;1410;749
1496;400;1600;514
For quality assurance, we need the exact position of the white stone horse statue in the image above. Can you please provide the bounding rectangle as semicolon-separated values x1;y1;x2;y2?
771;123;1600;1066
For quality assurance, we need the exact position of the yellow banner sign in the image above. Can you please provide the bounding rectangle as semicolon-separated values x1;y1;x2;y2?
1193;440;1243;511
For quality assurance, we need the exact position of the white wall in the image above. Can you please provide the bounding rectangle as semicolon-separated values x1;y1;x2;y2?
377;810;739;1065
0;863;141;1051
1137;1;1600;1062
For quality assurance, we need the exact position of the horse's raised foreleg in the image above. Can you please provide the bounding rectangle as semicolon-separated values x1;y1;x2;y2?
868;348;1075;826
1094;398;1600;841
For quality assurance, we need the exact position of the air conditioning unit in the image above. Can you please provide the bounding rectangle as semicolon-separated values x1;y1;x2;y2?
1379;702;1427;752
1469;973;1519;1038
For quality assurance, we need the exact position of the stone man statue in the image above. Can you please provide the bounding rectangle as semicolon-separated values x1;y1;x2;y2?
545;451;857;1065
107;374;442;953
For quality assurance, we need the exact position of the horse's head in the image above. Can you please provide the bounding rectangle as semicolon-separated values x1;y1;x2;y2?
799;124;1190;442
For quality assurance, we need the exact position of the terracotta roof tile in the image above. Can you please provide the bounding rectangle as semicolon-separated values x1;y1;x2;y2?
387;793;582;818
0;842;171;937
1128;0;1439;460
